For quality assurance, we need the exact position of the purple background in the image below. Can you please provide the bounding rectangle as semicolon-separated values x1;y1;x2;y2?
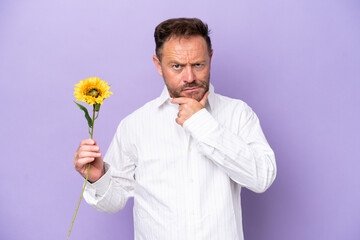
1;0;359;239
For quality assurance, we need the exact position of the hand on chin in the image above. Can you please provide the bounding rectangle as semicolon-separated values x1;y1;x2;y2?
181;89;204;101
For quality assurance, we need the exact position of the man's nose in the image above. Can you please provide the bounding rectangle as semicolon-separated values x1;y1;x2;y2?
184;65;195;83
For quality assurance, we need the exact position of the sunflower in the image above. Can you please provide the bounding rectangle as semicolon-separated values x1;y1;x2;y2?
74;77;113;105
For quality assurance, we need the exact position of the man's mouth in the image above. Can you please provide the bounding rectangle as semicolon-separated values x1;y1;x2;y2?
183;87;200;92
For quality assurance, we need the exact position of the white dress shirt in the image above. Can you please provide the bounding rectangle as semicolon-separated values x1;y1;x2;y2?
83;84;276;240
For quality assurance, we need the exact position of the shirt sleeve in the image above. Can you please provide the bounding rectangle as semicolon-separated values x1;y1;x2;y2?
83;121;136;214
183;105;276;193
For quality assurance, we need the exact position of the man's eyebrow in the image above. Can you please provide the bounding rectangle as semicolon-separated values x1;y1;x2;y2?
192;60;206;64
167;61;185;65
168;60;206;65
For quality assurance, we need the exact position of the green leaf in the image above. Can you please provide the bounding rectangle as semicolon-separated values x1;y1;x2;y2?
74;101;93;128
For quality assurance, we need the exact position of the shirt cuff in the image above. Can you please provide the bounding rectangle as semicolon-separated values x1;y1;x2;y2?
85;162;111;197
183;108;219;141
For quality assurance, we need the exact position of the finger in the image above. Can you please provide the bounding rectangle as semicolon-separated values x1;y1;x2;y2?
171;97;191;104
80;139;97;146
199;91;209;106
78;151;102;159
75;157;96;170
79;145;100;153
177;118;184;126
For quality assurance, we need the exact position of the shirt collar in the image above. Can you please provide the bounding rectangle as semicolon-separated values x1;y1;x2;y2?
156;83;215;110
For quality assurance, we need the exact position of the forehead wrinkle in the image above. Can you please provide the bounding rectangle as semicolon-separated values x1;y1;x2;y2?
162;36;208;64
166;50;199;64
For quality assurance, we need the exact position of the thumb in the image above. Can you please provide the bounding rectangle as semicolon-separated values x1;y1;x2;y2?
199;91;209;107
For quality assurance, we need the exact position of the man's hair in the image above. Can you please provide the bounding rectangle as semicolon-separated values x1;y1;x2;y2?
154;18;212;60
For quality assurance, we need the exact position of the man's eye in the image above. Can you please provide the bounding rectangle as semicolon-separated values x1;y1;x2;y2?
195;64;204;68
172;64;181;70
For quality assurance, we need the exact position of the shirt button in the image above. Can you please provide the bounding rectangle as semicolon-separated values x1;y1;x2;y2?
191;210;195;215
188;147;192;152
189;178;194;183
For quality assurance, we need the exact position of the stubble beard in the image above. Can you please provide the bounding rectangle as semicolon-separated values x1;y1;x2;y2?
163;73;210;102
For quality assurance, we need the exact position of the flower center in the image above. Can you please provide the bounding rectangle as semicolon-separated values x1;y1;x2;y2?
88;89;99;98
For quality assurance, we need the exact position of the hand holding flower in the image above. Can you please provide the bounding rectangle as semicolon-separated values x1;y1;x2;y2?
74;139;104;183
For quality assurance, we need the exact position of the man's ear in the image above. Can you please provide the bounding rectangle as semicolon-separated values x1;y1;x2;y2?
208;49;213;70
153;55;163;77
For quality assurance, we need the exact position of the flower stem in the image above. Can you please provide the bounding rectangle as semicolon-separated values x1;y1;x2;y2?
91;104;95;139
68;164;90;238
68;105;96;238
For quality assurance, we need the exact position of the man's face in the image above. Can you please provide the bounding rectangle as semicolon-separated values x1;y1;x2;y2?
153;35;213;102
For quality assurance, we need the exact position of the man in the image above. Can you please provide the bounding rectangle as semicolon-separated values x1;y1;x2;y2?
74;18;276;239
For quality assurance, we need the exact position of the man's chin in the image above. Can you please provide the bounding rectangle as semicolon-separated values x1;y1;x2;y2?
181;91;205;101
